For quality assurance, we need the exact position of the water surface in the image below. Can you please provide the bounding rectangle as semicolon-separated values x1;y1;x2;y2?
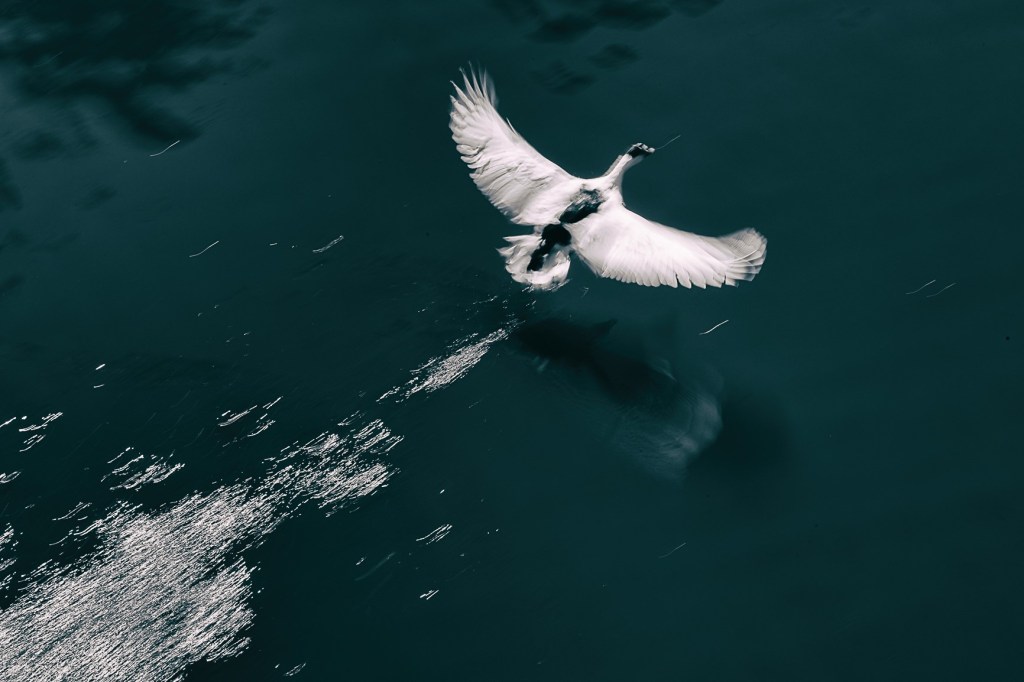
1;1;1022;679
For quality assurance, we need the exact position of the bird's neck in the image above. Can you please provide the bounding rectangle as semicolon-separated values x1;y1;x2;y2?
602;154;639;188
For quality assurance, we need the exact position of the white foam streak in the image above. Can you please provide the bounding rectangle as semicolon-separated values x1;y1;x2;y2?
0;316;509;680
16;412;62;452
312;234;345;253
0;489;260;681
0;525;16;590
379;329;510;402
415;524;453;545
0;416;399;681
218;405;258;427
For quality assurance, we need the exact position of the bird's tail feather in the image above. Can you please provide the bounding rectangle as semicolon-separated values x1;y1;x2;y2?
497;234;571;291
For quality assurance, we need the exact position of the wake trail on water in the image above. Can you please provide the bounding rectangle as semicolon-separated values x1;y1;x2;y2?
0;295;724;679
0;303;518;682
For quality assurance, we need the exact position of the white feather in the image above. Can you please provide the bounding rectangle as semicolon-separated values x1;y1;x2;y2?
450;68;767;291
449;69;578;226
497;234;571;290
569;204;767;289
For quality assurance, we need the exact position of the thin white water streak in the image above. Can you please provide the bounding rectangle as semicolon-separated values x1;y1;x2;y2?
312;234;345;253
218;405;258;427
926;282;956;298
698;320;729;336
905;279;936;295
658;542;687;559
149;140;180;157
415;524;453;545
17;412;62;452
188;241;219;258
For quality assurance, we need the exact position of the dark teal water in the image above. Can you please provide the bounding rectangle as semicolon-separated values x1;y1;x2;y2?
1;1;1022;679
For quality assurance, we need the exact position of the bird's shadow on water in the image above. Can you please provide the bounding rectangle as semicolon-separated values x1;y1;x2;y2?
507;311;740;480
694;389;790;477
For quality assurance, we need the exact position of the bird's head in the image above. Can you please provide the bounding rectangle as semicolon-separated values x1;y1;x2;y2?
626;143;655;159
606;142;656;181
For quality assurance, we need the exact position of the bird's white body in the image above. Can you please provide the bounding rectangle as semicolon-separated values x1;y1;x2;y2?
449;69;767;291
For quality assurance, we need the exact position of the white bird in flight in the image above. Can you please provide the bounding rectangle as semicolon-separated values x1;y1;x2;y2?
449;68;767;291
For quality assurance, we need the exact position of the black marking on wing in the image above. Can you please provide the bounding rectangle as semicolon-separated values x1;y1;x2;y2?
528;223;572;271
526;189;602;272
558;188;602;224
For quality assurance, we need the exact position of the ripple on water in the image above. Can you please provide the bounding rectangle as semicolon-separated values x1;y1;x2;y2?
1;314;555;679
0;416;398;681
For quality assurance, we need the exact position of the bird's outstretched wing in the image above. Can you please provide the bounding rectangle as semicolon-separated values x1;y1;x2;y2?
573;204;767;288
450;69;576;225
